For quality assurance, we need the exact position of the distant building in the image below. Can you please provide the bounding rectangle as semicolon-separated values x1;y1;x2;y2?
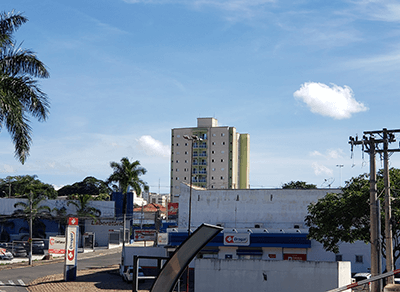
170;117;250;202
147;192;169;207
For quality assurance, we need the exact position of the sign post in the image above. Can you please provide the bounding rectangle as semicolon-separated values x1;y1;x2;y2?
64;217;79;281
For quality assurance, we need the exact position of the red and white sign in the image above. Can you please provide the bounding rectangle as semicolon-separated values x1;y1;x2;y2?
134;230;157;241
283;253;307;261
48;236;66;254
68;217;79;226
65;226;78;265
224;233;250;246
168;203;178;216
157;233;168;245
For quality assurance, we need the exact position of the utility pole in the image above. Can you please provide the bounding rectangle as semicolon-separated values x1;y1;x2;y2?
349;128;400;291
29;192;33;266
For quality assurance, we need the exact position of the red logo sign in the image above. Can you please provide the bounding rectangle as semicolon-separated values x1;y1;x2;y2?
68;217;78;225
225;236;234;244
50;238;55;245
67;250;75;261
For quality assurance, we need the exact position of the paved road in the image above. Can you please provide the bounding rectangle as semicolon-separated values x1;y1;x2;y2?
0;248;122;292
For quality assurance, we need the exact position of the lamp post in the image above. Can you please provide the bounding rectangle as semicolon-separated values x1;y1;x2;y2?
336;164;344;187
183;134;202;292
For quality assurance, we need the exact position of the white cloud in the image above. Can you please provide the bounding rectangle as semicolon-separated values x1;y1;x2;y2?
312;162;333;176
137;135;170;157
294;82;368;119
309;150;323;157
327;149;344;159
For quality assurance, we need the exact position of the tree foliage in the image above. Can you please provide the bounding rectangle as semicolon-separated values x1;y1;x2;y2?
57;176;110;199
107;157;148;220
0;175;57;199
305;168;400;263
13;191;52;239
0;10;50;163
282;181;317;189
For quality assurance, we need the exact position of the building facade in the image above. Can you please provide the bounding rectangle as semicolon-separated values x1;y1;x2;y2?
168;184;376;274
170;117;250;202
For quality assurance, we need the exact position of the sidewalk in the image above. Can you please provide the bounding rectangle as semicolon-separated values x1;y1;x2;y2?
0;245;156;291
27;265;153;292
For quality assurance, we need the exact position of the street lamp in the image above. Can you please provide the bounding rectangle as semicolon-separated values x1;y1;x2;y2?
183;135;202;236
183;134;202;292
336;164;344;187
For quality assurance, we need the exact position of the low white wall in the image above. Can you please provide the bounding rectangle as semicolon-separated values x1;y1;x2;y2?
123;246;166;268
195;259;351;292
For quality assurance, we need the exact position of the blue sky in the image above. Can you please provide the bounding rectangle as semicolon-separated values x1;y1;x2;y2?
1;0;400;193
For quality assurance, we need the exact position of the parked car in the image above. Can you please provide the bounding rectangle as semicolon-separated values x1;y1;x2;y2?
352;273;371;292
123;266;145;283
13;245;27;257
0;248;13;260
32;240;45;254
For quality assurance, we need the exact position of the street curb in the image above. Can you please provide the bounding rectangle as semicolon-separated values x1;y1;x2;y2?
0;246;122;271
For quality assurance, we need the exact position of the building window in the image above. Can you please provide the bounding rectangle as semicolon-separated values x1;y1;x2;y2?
335;254;343;261
221;168;224;171
221;151;224;154
221;176;224;180
185;151;188;155
176;160;179;163
211;177;214;180
212;168;216;171
176;168;179;172
222;142;225;145
185;143;188;146
176;152;180;155
212;142;216;145
184;177;187;180
176;177;179;180
355;255;363;263
212;159;215;163
185;160;188;163
212;133;216;137
221;133;225;136
176;143;180;146
221;159;224;162
177;135;180;138
212;151;215;154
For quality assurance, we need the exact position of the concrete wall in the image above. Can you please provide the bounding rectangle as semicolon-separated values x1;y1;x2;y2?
122;246;166;268
195;258;351;292
178;185;341;229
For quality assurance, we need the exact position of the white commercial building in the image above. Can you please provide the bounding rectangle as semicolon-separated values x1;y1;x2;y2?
168;184;381;274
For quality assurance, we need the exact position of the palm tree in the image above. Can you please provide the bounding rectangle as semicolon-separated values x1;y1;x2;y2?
52;206;68;235
67;194;101;242
107;157;148;250
13;192;52;239
67;194;101;219
0;10;50;164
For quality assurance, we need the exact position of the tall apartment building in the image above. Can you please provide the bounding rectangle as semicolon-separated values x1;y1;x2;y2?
170;117;250;202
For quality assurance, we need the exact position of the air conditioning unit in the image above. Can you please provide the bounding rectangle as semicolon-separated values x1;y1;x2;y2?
216;223;225;227
254;223;263;228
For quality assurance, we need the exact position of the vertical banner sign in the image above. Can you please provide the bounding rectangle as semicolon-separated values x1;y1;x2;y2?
64;217;79;281
66;226;77;265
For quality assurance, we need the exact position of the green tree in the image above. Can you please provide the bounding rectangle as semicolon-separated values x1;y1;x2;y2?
107;157;148;249
305;168;400;263
282;181;317;189
0;175;57;199
0;11;50;164
58;176;110;199
67;193;101;239
13;191;52;239
52;206;68;235
67;193;101;219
